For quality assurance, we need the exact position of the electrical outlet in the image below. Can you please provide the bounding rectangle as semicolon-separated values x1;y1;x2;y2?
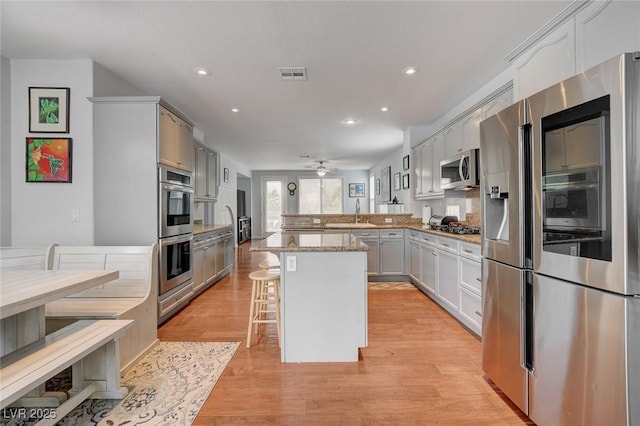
313;218;321;224
384;217;392;223
446;205;460;218
286;255;297;271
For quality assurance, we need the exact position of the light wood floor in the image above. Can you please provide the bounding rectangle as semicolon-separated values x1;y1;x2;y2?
158;242;531;425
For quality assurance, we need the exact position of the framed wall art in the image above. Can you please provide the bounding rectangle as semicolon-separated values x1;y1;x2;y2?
402;173;410;189
26;137;72;183
381;166;391;202
394;172;401;191
403;154;410;171
349;183;365;198
29;87;70;133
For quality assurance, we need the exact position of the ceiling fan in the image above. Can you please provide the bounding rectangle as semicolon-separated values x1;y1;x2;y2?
305;160;339;176
316;161;329;176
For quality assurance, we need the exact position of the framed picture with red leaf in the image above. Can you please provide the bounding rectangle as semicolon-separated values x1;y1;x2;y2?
26;137;72;183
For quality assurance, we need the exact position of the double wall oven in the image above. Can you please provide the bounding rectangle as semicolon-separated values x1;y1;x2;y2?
158;165;193;298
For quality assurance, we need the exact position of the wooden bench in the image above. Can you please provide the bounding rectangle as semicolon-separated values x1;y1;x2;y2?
1;319;133;420
0;245;55;271
44;244;158;373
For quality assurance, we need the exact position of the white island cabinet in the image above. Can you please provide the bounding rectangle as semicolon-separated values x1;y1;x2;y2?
251;232;368;362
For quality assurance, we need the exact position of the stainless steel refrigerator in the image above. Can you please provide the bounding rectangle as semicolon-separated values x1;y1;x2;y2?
480;52;640;426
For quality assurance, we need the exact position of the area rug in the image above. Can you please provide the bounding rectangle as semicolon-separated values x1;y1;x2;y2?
2;342;239;426
368;281;417;290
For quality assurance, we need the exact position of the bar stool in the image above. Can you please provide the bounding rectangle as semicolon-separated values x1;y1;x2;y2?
246;269;281;348
258;260;280;270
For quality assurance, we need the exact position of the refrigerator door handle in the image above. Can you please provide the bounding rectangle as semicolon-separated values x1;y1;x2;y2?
523;271;534;372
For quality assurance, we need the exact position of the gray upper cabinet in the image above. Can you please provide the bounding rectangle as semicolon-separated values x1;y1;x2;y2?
413;86;512;201
444;107;482;157
414;134;445;200
194;143;218;201
159;105;194;172
482;88;513;119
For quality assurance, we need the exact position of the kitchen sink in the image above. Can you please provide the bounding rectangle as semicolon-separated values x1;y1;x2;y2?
324;223;377;228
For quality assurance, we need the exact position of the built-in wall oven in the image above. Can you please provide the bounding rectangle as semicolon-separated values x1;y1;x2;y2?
158;165;194;301
159;165;193;238
159;233;192;295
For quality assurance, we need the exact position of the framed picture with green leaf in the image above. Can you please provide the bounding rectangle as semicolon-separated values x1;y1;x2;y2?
29;87;70;133
26;137;72;183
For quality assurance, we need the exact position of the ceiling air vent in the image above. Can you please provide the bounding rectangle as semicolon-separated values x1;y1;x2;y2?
278;67;307;81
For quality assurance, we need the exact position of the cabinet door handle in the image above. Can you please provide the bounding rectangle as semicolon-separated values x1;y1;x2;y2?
464;249;473;254
442;243;449;247
476;277;481;282
475;310;483;317
432;252;437;256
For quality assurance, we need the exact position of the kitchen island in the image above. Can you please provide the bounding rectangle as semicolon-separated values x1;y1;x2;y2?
251;231;368;362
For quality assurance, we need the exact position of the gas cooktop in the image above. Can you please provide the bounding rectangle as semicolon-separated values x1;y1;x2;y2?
430;223;481;235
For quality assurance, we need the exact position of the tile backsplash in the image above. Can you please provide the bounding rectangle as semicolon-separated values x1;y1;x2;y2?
424;188;480;227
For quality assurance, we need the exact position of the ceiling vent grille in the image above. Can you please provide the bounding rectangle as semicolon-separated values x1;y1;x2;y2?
278;67;307;81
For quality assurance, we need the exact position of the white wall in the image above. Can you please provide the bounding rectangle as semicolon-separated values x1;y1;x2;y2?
1;56;12;245
369;147;415;214
93;63;146;97
10;60;95;246
6;59;154;246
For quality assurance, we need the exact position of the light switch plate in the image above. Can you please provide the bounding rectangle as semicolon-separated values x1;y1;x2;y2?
313;218;321;224
384;217;392;223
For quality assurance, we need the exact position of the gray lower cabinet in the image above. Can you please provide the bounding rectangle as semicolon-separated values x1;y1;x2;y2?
407;229;482;337
420;241;437;294
458;242;482;335
379;229;404;275
193;226;233;296
192;243;206;293
352;229;380;276
409;240;421;282
436;248;459;312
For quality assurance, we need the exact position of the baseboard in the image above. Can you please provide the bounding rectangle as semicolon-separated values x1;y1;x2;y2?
368;275;410;282
121;339;159;375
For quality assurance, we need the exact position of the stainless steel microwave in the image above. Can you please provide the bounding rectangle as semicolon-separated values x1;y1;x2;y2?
440;148;479;190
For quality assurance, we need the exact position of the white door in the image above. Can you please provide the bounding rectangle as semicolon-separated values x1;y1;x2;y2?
262;177;286;234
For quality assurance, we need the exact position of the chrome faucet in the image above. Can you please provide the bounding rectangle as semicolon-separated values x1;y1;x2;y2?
355;199;360;223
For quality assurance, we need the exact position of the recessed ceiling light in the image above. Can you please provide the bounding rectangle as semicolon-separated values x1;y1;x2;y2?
231;108;240;113
343;118;358;125
193;67;210;76
403;67;418;76
380;106;389;112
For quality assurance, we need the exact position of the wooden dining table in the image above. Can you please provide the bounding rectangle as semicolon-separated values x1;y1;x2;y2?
0;269;125;414
1;269;120;355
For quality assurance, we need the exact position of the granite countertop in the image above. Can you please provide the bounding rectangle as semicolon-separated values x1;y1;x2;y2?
250;231;369;253
193;224;233;235
405;225;481;244
281;223;481;245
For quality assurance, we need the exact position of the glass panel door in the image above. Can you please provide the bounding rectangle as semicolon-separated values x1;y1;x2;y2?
263;178;285;233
